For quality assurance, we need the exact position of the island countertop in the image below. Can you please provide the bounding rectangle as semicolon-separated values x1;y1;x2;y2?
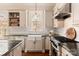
0;40;22;56
61;42;79;56
52;36;79;56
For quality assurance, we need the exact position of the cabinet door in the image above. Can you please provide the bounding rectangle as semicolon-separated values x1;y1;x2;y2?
25;39;34;51
35;37;42;50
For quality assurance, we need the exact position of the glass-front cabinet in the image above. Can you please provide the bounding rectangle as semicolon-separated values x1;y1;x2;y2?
27;10;45;32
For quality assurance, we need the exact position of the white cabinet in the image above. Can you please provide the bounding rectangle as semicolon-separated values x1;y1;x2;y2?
25;39;34;51
35;39;42;50
27;10;45;32
62;47;73;56
25;39;42;51
72;4;79;25
25;36;43;52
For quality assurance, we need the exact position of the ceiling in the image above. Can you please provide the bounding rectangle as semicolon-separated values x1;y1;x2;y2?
0;3;55;10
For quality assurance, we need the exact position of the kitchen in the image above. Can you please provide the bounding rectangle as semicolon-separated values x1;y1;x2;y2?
0;3;79;56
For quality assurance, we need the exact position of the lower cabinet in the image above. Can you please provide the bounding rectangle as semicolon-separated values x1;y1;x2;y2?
62;47;73;56
35;39;42;50
25;36;43;52
25;40;34;51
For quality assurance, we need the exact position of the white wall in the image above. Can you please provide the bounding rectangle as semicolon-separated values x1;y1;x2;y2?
20;10;26;27
45;10;53;31
0;10;8;38
64;14;73;29
64;14;79;41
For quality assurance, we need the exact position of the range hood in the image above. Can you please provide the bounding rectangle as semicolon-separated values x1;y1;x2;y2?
55;13;71;20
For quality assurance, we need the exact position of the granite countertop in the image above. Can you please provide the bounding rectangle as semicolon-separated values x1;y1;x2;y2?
61;42;79;56
0;40;22;56
52;36;79;56
5;34;49;37
5;34;28;36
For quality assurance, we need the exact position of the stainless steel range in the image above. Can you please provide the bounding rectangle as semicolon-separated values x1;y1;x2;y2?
50;36;70;56
50;36;62;56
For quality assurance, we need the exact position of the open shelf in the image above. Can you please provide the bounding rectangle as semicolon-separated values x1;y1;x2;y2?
9;12;20;26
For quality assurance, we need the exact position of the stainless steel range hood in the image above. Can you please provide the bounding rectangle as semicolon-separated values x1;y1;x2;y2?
55;13;71;20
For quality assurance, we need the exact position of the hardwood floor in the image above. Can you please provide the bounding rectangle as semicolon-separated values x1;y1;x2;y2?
22;50;49;56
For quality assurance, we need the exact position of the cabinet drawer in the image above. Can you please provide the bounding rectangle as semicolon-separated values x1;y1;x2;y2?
35;40;42;50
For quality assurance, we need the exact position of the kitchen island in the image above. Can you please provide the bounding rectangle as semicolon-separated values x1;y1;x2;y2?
50;36;79;56
0;40;22;56
61;42;79;56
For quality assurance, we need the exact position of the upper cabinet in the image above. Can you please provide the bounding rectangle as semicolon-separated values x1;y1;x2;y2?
27;10;45;32
72;4;79;26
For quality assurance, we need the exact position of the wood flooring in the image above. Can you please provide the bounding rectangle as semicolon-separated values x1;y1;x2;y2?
22;50;49;56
